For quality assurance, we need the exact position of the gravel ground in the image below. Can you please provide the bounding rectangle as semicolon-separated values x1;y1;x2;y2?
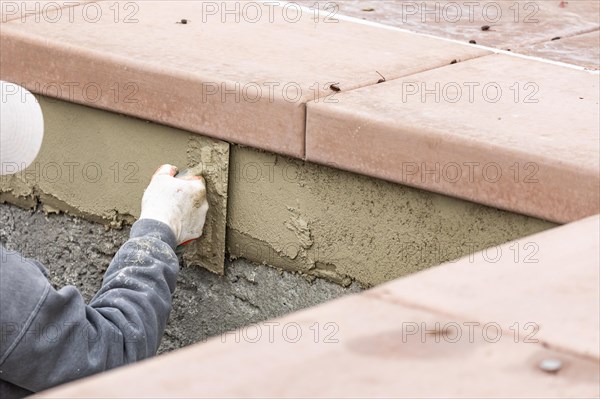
0;203;362;354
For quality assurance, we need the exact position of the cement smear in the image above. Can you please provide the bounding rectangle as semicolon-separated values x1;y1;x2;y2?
0;203;362;353
0;96;557;288
0;95;229;274
227;147;557;287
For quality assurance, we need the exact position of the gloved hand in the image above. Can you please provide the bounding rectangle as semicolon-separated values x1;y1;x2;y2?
139;164;209;245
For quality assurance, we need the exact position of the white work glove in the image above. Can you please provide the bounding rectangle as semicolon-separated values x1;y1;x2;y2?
139;164;209;246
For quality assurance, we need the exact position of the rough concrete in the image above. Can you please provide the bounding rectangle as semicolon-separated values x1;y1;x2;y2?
0;203;362;353
0;96;556;288
227;147;556;287
0;95;229;274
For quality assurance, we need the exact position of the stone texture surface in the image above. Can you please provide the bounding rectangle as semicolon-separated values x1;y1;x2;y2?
0;203;361;355
370;214;600;359
0;95;230;274
299;0;600;51
0;0;488;158
36;292;600;398
0;0;94;23
0;96;555;286
516;31;600;69
306;54;600;223
227;146;554;287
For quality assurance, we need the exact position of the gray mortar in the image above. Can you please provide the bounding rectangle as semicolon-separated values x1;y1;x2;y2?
0;203;362;354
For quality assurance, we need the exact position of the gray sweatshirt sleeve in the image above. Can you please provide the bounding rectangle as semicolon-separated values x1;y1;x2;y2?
0;219;179;393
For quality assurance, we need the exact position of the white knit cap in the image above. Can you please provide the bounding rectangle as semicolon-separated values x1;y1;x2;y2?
0;81;44;176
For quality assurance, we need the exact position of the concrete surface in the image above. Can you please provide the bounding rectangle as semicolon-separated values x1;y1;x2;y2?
227;146;555;287
0;203;362;354
0;95;230;275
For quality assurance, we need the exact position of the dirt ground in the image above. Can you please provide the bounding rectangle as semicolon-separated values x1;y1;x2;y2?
0;203;362;354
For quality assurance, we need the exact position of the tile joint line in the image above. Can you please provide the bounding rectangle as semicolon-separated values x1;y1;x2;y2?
267;0;599;75
363;291;600;363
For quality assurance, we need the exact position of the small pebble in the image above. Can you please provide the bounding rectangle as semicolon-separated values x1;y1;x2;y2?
539;359;562;373
469;40;477;44
481;25;490;31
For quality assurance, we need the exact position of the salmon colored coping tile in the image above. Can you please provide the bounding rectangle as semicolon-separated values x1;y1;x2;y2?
516;31;600;70
297;0;600;51
0;0;487;158
369;214;600;360
34;300;600;398
35;216;600;398
306;53;600;223
0;0;94;23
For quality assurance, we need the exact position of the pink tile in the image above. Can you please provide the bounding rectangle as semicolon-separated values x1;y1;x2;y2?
0;1;487;157
0;0;93;23
298;0;600;50
369;214;600;359
516;31;600;69
36;294;599;398
306;54;600;223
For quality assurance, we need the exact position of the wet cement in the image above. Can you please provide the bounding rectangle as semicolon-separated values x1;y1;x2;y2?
227;147;555;287
0;203;362;354
0;95;230;275
0;95;555;288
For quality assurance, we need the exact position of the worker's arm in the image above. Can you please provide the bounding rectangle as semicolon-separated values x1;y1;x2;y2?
0;165;208;393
